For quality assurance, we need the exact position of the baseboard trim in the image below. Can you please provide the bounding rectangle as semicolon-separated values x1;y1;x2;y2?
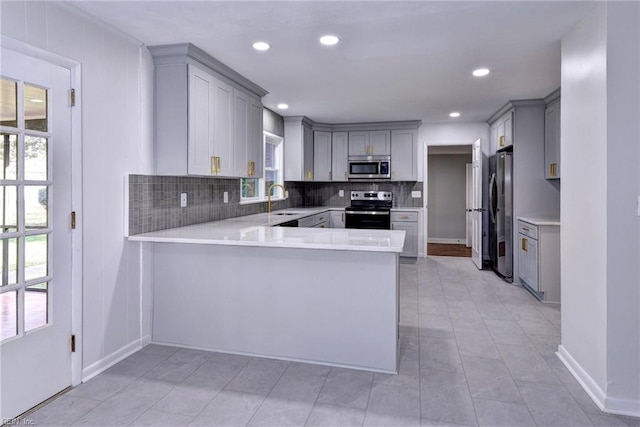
427;238;466;244
556;345;640;418
556;345;607;412
81;339;144;382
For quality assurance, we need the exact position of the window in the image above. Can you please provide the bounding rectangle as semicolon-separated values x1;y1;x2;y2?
240;131;284;203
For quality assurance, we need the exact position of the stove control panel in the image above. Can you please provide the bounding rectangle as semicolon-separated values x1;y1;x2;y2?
350;191;392;201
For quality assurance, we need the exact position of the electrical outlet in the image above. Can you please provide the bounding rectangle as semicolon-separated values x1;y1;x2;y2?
339;190;344;197
223;191;229;203
411;191;422;198
285;190;289;198
180;193;187;207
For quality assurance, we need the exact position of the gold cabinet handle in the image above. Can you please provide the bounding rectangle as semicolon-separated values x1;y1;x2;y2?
211;156;221;174
400;215;409;219
522;238;528;251
307;170;312;180
550;163;557;177
499;136;505;147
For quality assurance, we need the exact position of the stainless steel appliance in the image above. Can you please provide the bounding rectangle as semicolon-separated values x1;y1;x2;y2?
490;150;513;280
345;191;392;229
348;156;391;180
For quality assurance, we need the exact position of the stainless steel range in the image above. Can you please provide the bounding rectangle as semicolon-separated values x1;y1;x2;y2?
345;191;392;229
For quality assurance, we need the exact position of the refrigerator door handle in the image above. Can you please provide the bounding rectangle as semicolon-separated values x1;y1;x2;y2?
489;173;497;224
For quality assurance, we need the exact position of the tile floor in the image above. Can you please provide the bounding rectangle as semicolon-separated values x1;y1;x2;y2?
25;256;640;426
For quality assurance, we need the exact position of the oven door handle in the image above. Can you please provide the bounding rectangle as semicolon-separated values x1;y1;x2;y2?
345;210;390;216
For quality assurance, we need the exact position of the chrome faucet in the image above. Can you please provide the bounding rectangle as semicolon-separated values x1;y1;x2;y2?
267;183;286;214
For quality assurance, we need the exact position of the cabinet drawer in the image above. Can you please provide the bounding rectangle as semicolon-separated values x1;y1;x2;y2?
518;221;538;239
391;211;418;222
299;212;329;228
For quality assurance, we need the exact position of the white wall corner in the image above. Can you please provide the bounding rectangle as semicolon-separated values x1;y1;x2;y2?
81;339;144;382
557;345;607;411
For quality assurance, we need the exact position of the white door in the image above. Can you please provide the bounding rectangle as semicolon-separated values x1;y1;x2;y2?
0;48;73;420
465;163;472;247
471;138;483;269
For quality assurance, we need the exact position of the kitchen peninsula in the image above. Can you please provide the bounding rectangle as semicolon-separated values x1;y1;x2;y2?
128;208;405;373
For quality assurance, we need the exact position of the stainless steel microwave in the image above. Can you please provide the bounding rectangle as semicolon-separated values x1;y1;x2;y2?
348;155;391;179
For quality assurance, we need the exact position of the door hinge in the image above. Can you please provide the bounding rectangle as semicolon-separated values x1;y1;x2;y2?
71;211;76;229
70;335;76;353
70;88;76;107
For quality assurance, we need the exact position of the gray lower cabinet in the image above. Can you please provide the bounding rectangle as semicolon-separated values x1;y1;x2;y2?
330;210;345;228
391;211;419;257
299;212;329;228
517;219;560;303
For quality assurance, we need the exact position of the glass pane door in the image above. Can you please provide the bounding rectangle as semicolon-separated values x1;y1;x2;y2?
1;77;51;341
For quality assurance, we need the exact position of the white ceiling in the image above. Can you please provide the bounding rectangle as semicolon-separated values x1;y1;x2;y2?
67;0;595;124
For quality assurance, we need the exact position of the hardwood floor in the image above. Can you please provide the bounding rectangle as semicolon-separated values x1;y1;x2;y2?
427;242;471;257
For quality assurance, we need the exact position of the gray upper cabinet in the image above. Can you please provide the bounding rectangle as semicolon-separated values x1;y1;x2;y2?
348;130;391;155
331;131;348;182
234;90;263;178
313;131;332;181
545;98;561;179
391;129;418;181
284;116;314;181
150;43;267;177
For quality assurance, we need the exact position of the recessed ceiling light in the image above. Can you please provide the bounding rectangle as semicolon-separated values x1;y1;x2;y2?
472;68;490;77
252;41;270;51
449;112;461;118
319;35;340;46
30;99;44;103
277;103;289;110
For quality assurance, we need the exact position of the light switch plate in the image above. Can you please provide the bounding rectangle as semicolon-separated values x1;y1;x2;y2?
180;193;187;207
339;190;344;197
223;191;229;203
411;191;422;198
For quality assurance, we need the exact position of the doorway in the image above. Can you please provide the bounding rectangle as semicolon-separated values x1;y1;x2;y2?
0;46;76;420
426;145;472;257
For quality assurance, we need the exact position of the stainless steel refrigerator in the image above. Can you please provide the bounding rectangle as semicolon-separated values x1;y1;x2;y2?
490;150;513;281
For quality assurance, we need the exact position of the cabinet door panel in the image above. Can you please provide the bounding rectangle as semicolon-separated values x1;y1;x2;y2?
504;112;513;148
213;78;234;176
391;129;417;181
233;89;249;177
369;130;391;155
313;131;332;181
188;65;214;175
331;132;348;181
348;131;369;155
392;221;418;257
303;126;314;180
545;101;560;179
248;98;263;178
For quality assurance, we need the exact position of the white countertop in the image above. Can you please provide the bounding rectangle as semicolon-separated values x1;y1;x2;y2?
128;207;406;253
518;217;561;226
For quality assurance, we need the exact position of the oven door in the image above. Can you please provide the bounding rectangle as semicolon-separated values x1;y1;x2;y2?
348;160;381;179
345;210;391;229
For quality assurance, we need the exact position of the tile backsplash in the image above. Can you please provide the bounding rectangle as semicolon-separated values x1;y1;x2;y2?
128;175;423;235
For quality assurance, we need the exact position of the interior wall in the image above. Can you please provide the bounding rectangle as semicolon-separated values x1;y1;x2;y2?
427;153;471;242
560;0;608;398
604;1;640;410
0;2;155;378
